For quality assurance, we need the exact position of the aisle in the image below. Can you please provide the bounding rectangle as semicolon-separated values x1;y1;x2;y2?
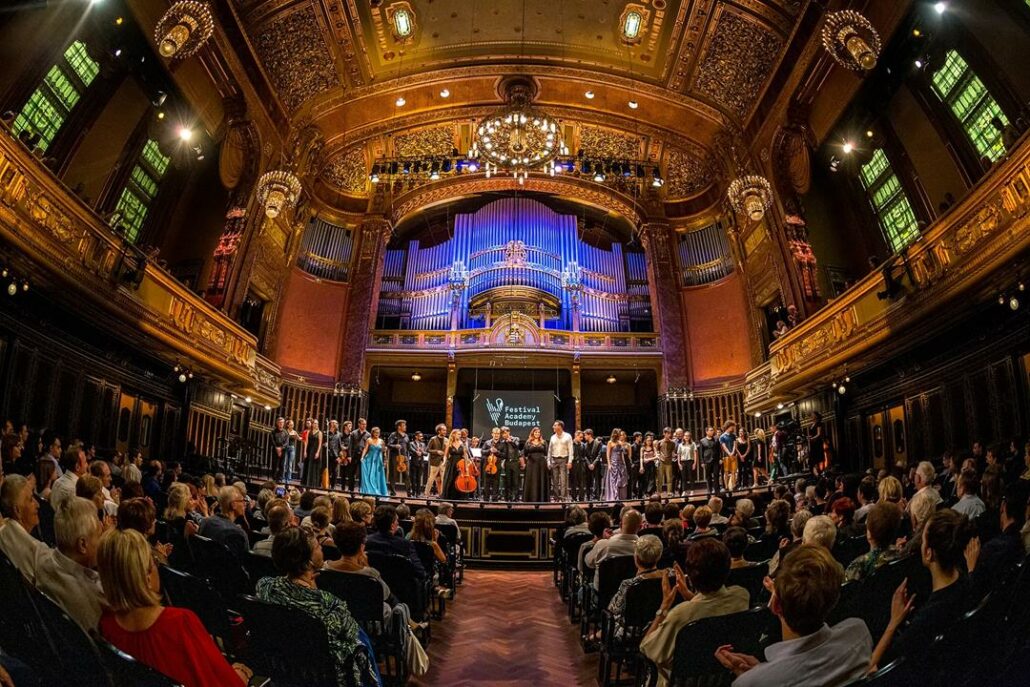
410;570;599;686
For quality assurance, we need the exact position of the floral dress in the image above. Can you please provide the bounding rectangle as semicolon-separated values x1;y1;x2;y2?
255;576;378;686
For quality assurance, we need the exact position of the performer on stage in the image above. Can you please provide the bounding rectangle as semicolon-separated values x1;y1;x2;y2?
359;426;389;497
638;433;657;498
442;429;468;500
325;420;343;489
333;420;353;490
678;430;698;496
657;428;676;497
386;419;409;496
409;430;426;496
604;429;629;501
736;428;752;489
272;417;289;484
481;427;503;502
720;421;738;492
700;426;720;495
807;412;824;474
547;420;573;502
499;426;521;501
346;418;369;493
425;424;448;497
630;432;644;498
570;430;588;501
303;419;323;487
752;428;768;486
521;426;549;503
584;429;604;500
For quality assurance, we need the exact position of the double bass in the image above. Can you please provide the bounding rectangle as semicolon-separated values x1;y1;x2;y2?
455;446;480;493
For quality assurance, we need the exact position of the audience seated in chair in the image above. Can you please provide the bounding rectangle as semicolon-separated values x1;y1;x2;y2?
869;508;975;671
845;501;902;582
254;502;293;557
607;534;664;640
365;505;426;579
707;497;729;526
639;538;750;687
256;525;378;686
50;446;87;513
966;480;1028;600
951;469;987;520
564;506;590;538
0;474;48;583
118;497;173;565
716;544;872;686
97;528;250;687
198;486;249;562
434;502;457;527
586;508;641;589
34;496;105;631
723;526;752;569
802;515;837;552
687;506;718;541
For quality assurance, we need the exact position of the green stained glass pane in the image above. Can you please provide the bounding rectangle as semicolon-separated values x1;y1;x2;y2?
130;165;159;199
64;40;99;87
43;66;79;111
931;50;967;99
881;198;919;252
967;100;1008;161
114;188;148;243
949;77;986;121
860;149;889;188
11;90;63;151
871;175;901;209
141;139;170;177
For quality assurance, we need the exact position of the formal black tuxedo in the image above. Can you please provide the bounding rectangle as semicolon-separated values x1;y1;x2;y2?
584;439;604;499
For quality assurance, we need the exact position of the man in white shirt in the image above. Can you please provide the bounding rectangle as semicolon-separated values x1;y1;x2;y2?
0;475;49;584
35;497;106;630
547;421;574;502
708;496;729;526
585;508;641;588
951;469;986;520
716;545;872;687
89;460;119;518
50;445;88;512
910;461;942;511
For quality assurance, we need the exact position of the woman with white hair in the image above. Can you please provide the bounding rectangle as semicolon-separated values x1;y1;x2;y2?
802;515;838;551
900;488;938;557
607;534;665;639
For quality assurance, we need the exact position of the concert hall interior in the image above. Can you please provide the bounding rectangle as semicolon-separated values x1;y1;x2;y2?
0;0;1028;686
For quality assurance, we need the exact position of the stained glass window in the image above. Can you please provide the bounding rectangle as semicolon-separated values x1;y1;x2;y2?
931;50;1009;162
11;41;99;151
115;139;171;243
859;149;920;253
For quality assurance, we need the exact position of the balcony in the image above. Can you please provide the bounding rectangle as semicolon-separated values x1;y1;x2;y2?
368;328;660;354
0;131;281;405
745;134;1030;409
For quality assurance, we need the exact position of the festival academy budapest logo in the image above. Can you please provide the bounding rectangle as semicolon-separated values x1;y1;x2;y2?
486;398;504;425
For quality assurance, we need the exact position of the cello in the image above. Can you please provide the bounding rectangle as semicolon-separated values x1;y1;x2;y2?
455;445;480;493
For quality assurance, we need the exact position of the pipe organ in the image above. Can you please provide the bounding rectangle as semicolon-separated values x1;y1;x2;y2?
678;221;733;286
375;198;652;333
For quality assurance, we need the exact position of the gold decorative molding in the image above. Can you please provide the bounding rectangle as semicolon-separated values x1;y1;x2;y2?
251;4;341;111
322;145;368;195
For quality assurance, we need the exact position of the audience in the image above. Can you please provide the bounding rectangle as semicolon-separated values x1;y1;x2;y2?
769;509;812;576
708;497;729;526
844;501;901;582
951;468;986;520
34;496;105;630
586;508;641;588
716;545;872;686
607;535;664;639
723;526;751;569
198;486;249;561
50;445;87;512
97;528;250;686
966;480;1028;598
802;515;837;551
365;505;426;579
0;474;47;582
688;506;718;540
639;538;750;686
254;503;293;557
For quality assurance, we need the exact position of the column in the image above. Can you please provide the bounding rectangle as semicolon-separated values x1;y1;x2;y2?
640;221;689;391
338;215;392;386
445;360;457;427
571;361;582;430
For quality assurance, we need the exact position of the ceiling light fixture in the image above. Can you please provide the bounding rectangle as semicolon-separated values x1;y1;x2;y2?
155;1;214;60
934;2;947;15
821;10;881;72
584;90;595;99
842;141;854;154
411;372;422;382
255;169;302;219
469;76;563;179
727;175;774;222
395;96;406;107
439;89;450;98
178;127;193;142
606;374;617;384
866;130;874;138
628;100;639;109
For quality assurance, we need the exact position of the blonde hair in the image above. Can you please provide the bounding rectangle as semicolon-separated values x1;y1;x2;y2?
331;496;353;525
163;483;191;520
97;528;162;612
878;476;903;503
202;474;217;496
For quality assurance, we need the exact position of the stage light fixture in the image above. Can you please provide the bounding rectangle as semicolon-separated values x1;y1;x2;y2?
934;2;947;15
178;126;193;142
866;130;874;138
264;404;272;411
754;411;762;418
998;294;1006;305
837;384;847;395
245;396;252;404
116;17;124;25
157;111;165;120
178;373;187;383
842;141;854;154
6;283;16;296
776;402;785;410
1011;296;1021;311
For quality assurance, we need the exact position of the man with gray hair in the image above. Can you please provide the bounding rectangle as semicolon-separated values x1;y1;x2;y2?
585;508;642;588
708;496;729;526
802;514;837;551
912;460;942;510
0;474;48;583
35;497;105;630
198;485;249;561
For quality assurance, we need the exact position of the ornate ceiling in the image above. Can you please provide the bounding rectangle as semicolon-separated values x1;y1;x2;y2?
232;0;810;205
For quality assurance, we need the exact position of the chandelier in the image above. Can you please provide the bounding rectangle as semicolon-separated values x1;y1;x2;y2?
155;1;215;60
727;175;774;222
821;10;881;72
469;77;567;183
255;169;302;219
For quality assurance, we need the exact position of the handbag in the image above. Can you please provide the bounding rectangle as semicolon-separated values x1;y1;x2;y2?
406;629;429;676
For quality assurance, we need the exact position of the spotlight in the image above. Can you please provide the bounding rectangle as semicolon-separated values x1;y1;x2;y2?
606;374;617;384
584;90;595;99
837;384;847;395
178;373;187;383
933;2;947;15
395;96;406;107
628;100;639;109
1011;296;1021;311
411;371;422;382
114;49;122;57
245;396;252;403
439;89;450;98
115;17;124;25
866;130;874;138
776;402;785;410
467;160;479;172
6;283;16;296
157;111;165;120
912;29;922;37
188;372;193;379
20;281;28;292
264;404;272;411
593;171;605;182
914;58;924;69
1019;282;1025;292
178;127;193;142
998;294;1006;305
842;141;854;154
754;411;762;418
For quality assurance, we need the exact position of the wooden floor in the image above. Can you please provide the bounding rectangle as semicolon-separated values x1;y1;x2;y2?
410;570;598;686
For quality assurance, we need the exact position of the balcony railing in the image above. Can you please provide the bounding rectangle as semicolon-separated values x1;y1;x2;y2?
368;328;660;353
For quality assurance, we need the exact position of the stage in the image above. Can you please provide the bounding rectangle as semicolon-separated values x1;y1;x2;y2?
246;480;778;567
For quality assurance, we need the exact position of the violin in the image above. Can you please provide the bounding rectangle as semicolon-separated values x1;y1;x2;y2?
455;447;479;493
485;450;499;475
396;452;408;473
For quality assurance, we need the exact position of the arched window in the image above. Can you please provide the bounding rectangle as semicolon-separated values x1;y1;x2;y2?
931;50;1009;163
12;41;100;151
858;149;920;253
114;139;171;243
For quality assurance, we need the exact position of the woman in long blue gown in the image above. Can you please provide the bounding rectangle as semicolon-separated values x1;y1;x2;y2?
360;427;390;497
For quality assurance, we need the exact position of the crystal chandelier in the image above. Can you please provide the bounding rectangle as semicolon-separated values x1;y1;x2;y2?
469;77;567;184
727;175;774;222
155;1;215;60
821;10;881;72
255;170;302;219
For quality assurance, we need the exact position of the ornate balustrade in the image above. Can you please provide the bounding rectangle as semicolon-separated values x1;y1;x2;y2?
0;132;281;405
368;328;660;353
746;134;1030;409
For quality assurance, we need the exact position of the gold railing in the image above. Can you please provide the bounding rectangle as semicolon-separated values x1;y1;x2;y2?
749;134;1030;406
368;328;661;353
0;132;281;405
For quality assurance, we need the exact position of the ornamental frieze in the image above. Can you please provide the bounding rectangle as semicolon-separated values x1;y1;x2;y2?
771;306;858;378
169;297;253;367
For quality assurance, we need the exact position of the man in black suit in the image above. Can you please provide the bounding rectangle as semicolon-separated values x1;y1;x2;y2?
346;418;370;493
325;419;344;490
584;429;604;500
364;505;426;579
569;430;589;501
498;426;521;501
386;419;410;496
408;431;427;497
699;426;721;495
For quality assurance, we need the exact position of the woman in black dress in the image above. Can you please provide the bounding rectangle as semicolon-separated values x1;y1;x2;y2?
521;426;549;503
806;412;824;474
304;419;323;487
441;429;467;500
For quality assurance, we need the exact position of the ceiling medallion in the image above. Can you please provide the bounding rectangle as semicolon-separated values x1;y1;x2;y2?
727;175;774;222
155;1;215;60
255;169;302;219
821;10;881;72
469;77;567;184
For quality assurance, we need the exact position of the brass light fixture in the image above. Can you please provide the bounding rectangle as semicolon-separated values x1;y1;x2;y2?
255;170;302;219
606;374;617;384
727;175;774;222
411;371;422;382
821;10;881;72
155;1;215;60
